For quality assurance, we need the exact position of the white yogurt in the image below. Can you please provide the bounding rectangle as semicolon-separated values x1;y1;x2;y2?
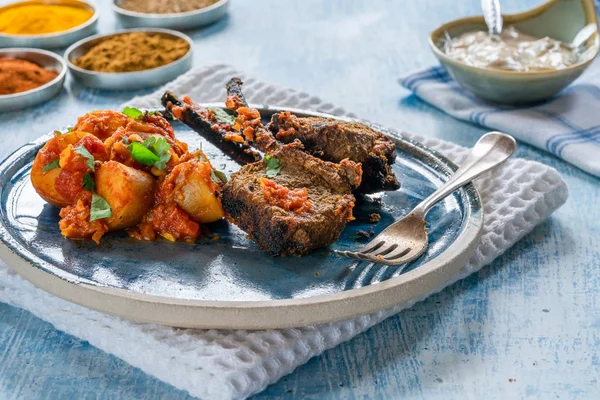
444;26;581;72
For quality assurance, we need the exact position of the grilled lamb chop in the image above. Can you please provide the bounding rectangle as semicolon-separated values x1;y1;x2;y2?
163;85;363;256
223;138;362;256
267;112;399;193
220;92;362;255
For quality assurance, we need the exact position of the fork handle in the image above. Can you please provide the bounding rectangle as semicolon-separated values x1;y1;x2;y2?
416;132;516;214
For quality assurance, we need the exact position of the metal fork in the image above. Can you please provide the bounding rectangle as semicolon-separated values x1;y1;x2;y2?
335;132;516;266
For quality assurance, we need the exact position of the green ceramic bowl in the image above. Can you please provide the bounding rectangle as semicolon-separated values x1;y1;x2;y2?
429;0;599;105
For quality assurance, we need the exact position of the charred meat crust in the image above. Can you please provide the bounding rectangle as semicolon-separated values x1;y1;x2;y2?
161;91;260;165
222;141;362;256
267;113;400;193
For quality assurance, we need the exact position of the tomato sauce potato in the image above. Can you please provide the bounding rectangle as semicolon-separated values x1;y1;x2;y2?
170;160;225;224
95;161;156;231
31;131;89;207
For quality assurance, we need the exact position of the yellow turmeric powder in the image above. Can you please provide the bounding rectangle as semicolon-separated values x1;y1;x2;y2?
0;3;93;35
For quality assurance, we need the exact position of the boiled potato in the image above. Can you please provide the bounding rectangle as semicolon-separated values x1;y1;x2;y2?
31;131;88;207
95;161;155;231
171;160;225;224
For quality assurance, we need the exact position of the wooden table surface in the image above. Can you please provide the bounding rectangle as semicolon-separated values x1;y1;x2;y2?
1;0;599;399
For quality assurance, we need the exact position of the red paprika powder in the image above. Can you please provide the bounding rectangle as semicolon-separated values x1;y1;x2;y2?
0;58;59;95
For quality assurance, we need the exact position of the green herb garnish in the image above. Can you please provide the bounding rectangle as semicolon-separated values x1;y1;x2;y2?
128;142;160;166
67;127;73;132
210;169;228;184
145;137;171;170
198;153;207;162
210;108;236;125
42;158;60;172
75;145;95;171
128;136;171;170
265;155;282;178
122;106;143;119
90;193;112;222
54;130;62;136
82;173;96;191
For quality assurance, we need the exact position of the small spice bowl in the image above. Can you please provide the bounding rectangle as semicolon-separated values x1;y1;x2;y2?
112;0;229;30
429;0;599;104
0;48;67;112
64;29;194;91
0;0;98;49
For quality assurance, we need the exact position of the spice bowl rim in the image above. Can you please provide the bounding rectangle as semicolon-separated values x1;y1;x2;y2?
111;0;228;19
64;28;194;76
428;0;600;77
0;0;98;40
64;28;194;90
0;47;67;100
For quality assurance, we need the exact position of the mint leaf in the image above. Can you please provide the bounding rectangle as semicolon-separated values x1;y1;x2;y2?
122;106;143;119
42;158;60;172
210;108;235;125
82;173;95;191
210;169;228;184
75;145;95;171
265;155;282;178
90;193;112;222
129;142;160;166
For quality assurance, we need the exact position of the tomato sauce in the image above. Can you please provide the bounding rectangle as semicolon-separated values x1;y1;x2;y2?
260;178;312;213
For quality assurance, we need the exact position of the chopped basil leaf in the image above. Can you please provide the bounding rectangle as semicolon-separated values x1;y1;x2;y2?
122;106;143;119
82;173;96;191
265;155;282;178
129;142;160;166
90;193;112;222
127;137;171;170
210;108;236;125
75;145;95;171
211;169;228;184
146;137;171;170
42;158;60;172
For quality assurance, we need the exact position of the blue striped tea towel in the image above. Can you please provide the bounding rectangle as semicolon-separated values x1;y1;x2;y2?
400;65;600;177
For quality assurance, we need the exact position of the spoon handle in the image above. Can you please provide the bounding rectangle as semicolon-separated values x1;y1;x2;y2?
417;132;516;213
481;0;503;36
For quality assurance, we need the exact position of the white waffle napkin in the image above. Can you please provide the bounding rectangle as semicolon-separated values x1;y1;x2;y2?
0;65;568;400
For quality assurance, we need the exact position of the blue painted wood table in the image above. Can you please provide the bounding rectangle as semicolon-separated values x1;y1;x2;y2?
1;0;599;399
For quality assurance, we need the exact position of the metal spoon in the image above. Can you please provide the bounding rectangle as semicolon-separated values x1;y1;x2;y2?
570;23;598;50
335;132;516;266
482;0;503;36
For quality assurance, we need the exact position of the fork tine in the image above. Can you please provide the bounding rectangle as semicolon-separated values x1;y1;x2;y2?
334;250;369;261
384;247;411;260
356;240;385;254
370;244;398;257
